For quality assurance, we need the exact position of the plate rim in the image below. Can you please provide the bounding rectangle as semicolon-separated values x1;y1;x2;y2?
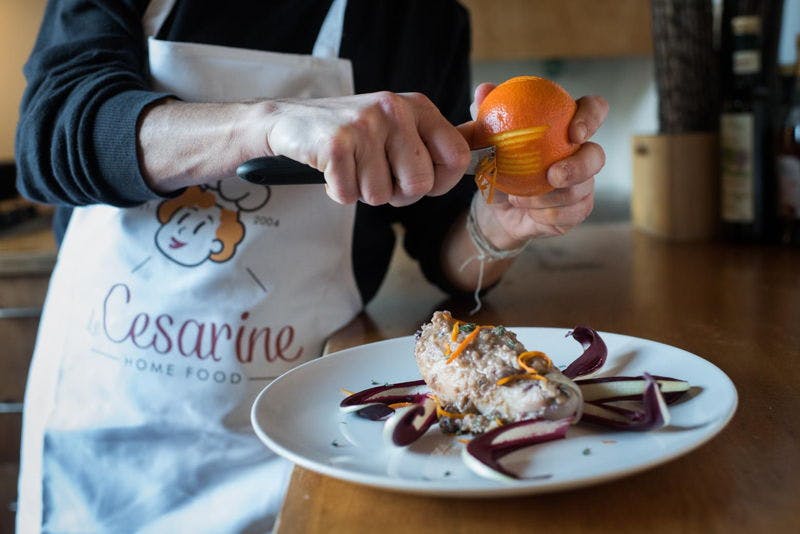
251;328;739;497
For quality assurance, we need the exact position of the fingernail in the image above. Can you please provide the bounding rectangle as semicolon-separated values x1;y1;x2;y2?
576;123;588;143
550;164;568;186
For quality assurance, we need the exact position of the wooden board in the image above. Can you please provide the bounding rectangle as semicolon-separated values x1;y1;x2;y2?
0;222;56;276
0;463;19;534
462;0;653;60
0;415;22;464
631;133;719;240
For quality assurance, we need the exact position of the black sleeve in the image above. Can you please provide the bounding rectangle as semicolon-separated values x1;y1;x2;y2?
396;3;477;297
15;0;172;207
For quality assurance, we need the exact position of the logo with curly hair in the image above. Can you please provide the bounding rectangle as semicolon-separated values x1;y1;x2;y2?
154;180;271;267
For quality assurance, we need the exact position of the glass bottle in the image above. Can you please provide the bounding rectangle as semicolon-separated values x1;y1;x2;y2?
776;36;800;244
719;14;776;241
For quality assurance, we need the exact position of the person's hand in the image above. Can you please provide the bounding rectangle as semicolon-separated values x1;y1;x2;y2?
461;83;609;249
261;92;471;206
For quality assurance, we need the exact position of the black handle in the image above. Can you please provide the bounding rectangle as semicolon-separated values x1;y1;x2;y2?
236;156;325;185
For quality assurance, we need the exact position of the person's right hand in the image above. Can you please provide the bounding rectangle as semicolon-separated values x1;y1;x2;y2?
260;92;471;206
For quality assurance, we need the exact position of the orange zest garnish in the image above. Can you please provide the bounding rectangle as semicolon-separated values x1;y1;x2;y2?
458;438;471;445
496;372;545;386
432;395;466;419
436;405;466;419
388;402;414;409
339;387;355;396
450;321;462;342
474;155;498;204
445;326;482;364
517;350;553;373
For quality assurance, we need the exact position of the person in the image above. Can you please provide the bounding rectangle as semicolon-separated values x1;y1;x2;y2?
14;0;608;531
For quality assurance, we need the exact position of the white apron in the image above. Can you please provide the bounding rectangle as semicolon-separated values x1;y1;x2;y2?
17;1;360;531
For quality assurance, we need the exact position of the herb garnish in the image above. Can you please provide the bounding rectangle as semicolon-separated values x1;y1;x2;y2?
492;325;507;336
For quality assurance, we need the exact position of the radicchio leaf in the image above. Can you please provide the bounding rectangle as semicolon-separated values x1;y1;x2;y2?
462;418;572;481
562;326;607;379
340;379;430;414
383;396;438;447
355;404;395;421
580;373;671;431
577;375;690;404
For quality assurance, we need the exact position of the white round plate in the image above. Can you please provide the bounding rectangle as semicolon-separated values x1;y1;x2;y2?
251;328;737;497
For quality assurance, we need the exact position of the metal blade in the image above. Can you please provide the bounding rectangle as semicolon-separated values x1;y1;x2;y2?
466;145;495;175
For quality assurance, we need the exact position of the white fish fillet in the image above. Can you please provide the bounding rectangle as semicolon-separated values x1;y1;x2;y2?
414;311;582;434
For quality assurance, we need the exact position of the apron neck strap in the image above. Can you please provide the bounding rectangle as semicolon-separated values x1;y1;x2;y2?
143;0;348;58
311;0;348;59
142;0;178;39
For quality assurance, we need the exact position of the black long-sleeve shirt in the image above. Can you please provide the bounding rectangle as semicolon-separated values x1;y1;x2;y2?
16;0;475;304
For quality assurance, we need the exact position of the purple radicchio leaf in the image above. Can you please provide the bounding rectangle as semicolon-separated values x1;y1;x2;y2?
383;396;439;447
576;375;690;404
462;418;572;481
579;372;671;431
355;404;395;421
562;326;608;379
340;379;430;415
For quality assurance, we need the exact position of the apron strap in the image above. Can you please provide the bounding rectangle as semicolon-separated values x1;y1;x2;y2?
311;0;348;59
143;0;348;57
143;0;179;39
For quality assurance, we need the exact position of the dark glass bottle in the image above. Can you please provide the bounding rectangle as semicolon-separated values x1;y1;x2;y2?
719;15;775;240
776;36;800;245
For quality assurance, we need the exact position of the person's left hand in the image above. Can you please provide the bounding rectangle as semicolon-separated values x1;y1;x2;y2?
458;83;609;250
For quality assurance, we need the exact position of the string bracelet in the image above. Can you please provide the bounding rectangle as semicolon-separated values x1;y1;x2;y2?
466;194;530;260
460;194;531;314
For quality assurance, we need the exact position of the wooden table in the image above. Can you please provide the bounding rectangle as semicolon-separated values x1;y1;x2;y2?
276;222;800;533
0;217;56;533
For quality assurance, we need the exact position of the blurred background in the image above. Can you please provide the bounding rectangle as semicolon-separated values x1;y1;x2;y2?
1;0;799;222
465;0;800;223
1;1;799;531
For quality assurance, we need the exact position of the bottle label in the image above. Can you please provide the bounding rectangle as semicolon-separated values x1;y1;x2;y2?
720;112;755;223
733;50;760;75
777;155;800;220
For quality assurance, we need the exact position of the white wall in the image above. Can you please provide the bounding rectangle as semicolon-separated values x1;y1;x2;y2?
779;0;800;67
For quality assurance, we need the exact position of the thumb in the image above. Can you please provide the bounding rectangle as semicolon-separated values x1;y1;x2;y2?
470;82;496;120
459;82;497;149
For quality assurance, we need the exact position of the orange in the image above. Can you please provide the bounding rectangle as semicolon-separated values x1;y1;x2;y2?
473;76;579;198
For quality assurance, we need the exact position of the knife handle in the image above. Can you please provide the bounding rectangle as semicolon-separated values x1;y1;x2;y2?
236;156;325;185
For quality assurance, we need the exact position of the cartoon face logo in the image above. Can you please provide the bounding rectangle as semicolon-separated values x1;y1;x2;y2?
155;183;270;267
